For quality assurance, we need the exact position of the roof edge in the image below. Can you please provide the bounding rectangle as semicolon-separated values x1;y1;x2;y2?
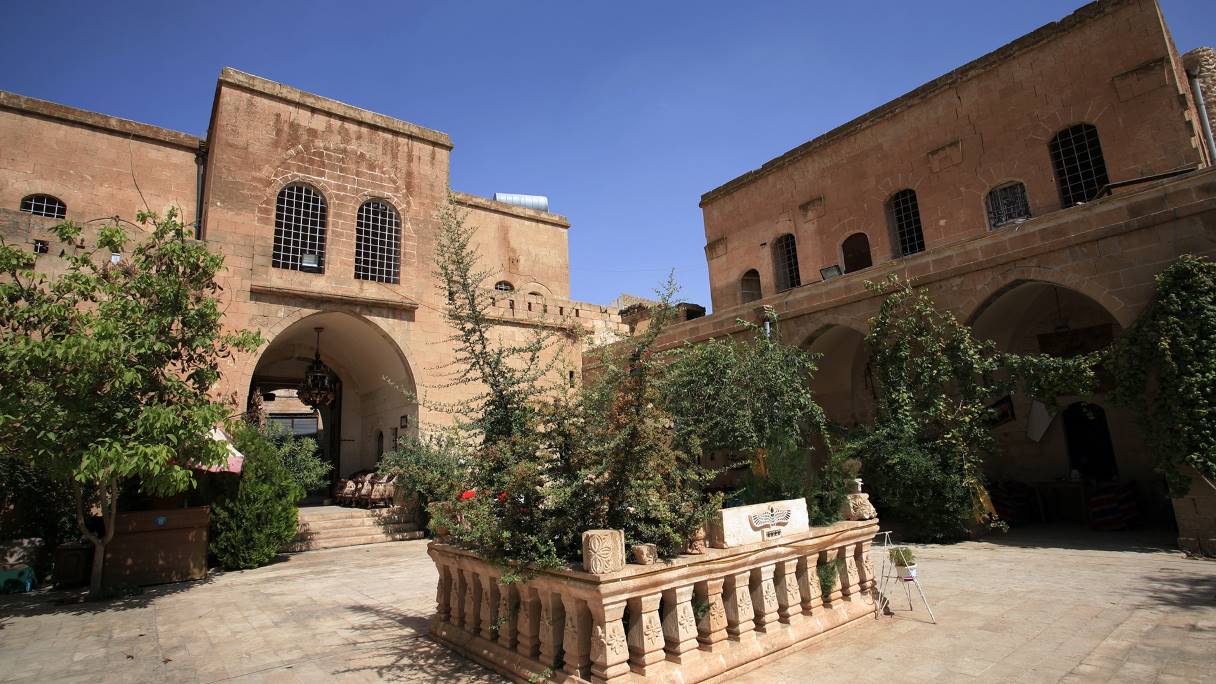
453;191;571;228
218;68;452;150
699;0;1135;207
0;90;202;151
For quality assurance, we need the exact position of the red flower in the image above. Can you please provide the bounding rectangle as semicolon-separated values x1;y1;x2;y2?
497;492;508;503
460;489;476;501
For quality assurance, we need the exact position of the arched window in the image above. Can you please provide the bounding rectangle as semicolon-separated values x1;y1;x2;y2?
887;189;925;257
986;182;1031;228
841;233;872;273
494;281;515;292
354;199;400;283
20;194;66;219
740;269;762;303
772;234;801;292
1049;124;1109;208
273;183;327;272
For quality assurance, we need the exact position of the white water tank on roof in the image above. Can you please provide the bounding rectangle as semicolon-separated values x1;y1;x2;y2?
494;193;549;212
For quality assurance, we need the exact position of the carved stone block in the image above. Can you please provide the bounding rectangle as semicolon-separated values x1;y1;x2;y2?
707;498;809;548
844;493;878;521
582;529;625;574
631;543;658;565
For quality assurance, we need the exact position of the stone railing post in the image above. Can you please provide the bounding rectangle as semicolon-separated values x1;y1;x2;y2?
515;585;541;659
450;567;467;629
538;589;565;668
750;564;780;632
857;541;876;593
842;547;862;599
797;553;821;615
626;593;665;674
695;578;728;647
561;594;592;678
435;563;452;623
589;599;629;683
496;582;518;649
775;558;802;623
463;568;481;633
661;585;699;663
723;570;755;638
478;573;498;640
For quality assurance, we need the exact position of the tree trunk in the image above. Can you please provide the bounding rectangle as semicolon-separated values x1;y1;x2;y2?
75;480;118;599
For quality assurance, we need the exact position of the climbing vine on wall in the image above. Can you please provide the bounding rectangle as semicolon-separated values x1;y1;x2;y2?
1110;254;1216;496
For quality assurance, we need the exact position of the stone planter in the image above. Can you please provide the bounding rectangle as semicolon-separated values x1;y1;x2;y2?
427;516;879;683
895;563;917;580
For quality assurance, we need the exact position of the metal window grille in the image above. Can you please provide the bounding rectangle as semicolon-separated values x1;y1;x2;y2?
986;182;1031;228
354;199;400;283
740;269;762;303
1049;124;1109;208
273;184;327;271
841;232;873;273
889;189;925;256
494;281;514;292
773;234;801;291
20;194;65;219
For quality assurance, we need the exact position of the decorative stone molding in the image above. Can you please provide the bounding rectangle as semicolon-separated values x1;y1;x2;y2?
630;543;657;565
429;517;879;683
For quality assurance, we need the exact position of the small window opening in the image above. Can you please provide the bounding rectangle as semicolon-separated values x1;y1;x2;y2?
1050;123;1109;208
20;194;66;220
888;189;925;256
740;269;762;303
32;239;49;254
494;281;514;292
986;182;1031;228
772;235;801;292
841;233;872;273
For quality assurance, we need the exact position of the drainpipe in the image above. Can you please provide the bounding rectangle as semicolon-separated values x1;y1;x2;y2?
194;141;208;239
1188;70;1216;166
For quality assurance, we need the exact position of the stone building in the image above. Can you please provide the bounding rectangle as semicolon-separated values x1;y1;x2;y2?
0;68;626;486
625;0;1216;550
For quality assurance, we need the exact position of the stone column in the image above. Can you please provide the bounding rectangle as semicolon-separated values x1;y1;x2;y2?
626;593;665;674
857;541;876;595
842;549;861;598
775;558;802;623
435;563;452;623
463;568;481;633
723;571;755;638
537;589;566;668
694;577;728;647
589;600;629;683
661;585;699;663
497;583;519;649
450;567;467;630
561;594;592;678
750;564;780;633
797;553;821;615
515;586;541;659
478;573;498;640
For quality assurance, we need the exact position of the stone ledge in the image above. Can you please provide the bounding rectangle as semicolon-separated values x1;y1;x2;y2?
453;191;571;228
249;282;418;312
0;90;202;151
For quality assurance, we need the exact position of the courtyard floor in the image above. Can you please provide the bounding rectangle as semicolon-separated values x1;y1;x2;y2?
0;526;1213;683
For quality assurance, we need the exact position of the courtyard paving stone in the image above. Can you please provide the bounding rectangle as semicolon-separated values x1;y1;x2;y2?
0;526;1212;682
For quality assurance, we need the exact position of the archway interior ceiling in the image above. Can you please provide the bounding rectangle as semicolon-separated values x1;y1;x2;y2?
972;282;1120;351
252;311;414;392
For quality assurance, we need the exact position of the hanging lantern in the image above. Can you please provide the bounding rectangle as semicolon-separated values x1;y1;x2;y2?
298;327;335;408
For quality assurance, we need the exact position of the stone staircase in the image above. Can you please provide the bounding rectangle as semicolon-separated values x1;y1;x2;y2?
285;505;425;552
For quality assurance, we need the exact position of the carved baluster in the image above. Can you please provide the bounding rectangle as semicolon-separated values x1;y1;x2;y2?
450;567;467;629
842;546;862;598
478;573;498;640
750;564;780;633
589;600;629;683
723;571;754;638
626;593;665;674
857;541;876;595
695;578;728;647
561;594;592;678
662;585;699;663
797;553;822;615
537;589;566;668
775;558;802;623
497;582;519;650
516;586;541;659
435;563;452;623
463;569;481;633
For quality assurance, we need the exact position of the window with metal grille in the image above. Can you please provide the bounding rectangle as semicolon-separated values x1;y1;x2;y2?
494;280;514;292
1049;124;1109;208
986;182;1031;228
354;199;400;283
273;183;327;272
772;234;801;292
20;194;66;219
888;189;925;256
740;269;762;303
841;233;872;273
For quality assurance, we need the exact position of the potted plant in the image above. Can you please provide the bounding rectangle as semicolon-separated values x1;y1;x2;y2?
890;546;917;579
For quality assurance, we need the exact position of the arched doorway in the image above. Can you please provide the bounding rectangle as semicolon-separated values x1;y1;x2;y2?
248;311;417;495
803;324;871;429
969;280;1170;527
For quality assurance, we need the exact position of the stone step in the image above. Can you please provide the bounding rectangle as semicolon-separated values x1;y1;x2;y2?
294;521;420;542
283;529;426;553
297;506;405;523
296;515;415;532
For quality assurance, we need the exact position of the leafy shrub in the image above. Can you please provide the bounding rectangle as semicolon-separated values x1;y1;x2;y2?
210;422;302;570
0;457;79;548
262;423;329;493
889;546;915;565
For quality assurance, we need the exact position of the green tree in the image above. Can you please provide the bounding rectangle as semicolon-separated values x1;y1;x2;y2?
0;210;260;597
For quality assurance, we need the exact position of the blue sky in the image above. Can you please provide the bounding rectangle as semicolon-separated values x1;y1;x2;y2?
2;1;1213;309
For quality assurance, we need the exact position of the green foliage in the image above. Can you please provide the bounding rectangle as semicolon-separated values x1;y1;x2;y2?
1110;255;1216;495
817;557;845;598
0;457;79;548
889;546;915;566
210;421;301;570
379;430;471;504
0;209;261;594
849;277;1094;541
263;423;329;493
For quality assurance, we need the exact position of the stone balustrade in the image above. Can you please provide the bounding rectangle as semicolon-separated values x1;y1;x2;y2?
427;518;879;683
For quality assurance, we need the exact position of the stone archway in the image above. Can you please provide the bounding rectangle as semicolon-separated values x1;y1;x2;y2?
249;311;417;489
803;324;872;428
